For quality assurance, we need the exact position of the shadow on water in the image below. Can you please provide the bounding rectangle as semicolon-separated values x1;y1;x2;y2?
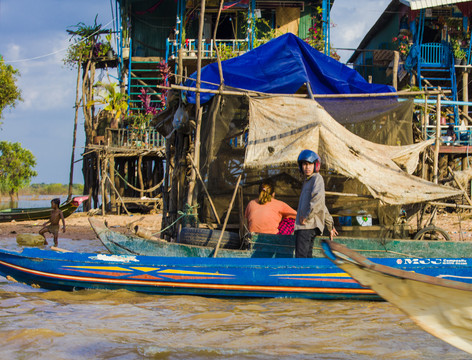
0;278;468;359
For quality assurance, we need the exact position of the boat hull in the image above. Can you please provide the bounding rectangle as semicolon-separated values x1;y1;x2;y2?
1;247;472;299
0;196;88;222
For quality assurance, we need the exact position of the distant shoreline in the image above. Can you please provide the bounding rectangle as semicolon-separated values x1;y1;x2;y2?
1;183;84;198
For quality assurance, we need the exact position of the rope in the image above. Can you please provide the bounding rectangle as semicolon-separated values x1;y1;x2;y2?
114;168;164;193
152;204;199;235
5;18;115;63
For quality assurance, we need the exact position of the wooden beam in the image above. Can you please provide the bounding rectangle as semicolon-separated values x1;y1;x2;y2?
392;51;399;90
168;84;450;99
433;92;441;184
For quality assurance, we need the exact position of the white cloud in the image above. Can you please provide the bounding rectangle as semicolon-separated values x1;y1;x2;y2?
331;0;391;63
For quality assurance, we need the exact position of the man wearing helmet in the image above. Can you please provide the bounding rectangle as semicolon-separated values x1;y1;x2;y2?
295;150;337;257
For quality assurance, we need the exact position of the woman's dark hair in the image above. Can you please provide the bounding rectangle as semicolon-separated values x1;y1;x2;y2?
258;181;274;205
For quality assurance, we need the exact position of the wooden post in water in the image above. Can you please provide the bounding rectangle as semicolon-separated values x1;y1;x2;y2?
433;91;441;184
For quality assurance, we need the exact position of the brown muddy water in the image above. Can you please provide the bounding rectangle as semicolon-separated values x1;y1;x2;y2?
0;237;469;360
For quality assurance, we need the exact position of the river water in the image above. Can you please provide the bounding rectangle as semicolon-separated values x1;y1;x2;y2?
0;236;468;360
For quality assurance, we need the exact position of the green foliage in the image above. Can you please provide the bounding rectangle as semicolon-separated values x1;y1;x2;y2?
304;6;340;60
63;15;113;69
90;82;129;127
216;43;243;61
0;141;37;198
452;39;466;60
0;56;23;124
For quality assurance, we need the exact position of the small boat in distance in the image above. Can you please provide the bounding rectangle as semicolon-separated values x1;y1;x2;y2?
0;196;89;222
322;239;472;355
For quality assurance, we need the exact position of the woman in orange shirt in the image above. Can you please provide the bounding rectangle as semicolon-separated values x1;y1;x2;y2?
244;181;297;234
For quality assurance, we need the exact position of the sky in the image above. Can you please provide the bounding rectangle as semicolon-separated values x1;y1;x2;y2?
0;0;390;184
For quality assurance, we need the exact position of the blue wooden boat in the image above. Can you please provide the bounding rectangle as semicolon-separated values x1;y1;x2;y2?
1;242;472;299
0;219;462;299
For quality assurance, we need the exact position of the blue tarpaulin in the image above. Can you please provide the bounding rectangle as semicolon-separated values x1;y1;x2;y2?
184;33;396;104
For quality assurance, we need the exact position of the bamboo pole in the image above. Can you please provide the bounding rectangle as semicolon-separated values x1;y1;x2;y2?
186;0;207;207
429;201;472;210
189;156;221;225
138;155;144;198
100;155;106;215
392;51;399;90
169;73;453;96
463;70;469;120
447;166;472;206
213;0;225;85
177;47;184;84
168;83;450;98
67;62;82;201
214;174;242;258
325;191;373;198
104;173;131;216
422;87;428;179
433;91;441;184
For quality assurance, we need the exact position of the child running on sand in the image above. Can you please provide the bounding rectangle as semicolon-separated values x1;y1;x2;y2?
39;198;65;246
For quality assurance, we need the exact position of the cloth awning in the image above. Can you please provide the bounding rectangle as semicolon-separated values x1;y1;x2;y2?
244;96;462;205
400;0;471;10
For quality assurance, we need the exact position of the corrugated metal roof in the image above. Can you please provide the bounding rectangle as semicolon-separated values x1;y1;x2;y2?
399;0;471;10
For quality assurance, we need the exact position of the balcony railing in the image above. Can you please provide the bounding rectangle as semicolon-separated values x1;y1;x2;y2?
106;128;165;149
166;38;251;62
425;125;472;146
420;43;451;67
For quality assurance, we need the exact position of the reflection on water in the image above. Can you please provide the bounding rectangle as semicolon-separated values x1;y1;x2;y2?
0;238;467;359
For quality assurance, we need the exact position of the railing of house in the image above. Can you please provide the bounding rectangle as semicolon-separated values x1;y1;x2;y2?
228;132;248;149
106;128;166;149
165;38;252;62
425;125;472;146
420;43;450;66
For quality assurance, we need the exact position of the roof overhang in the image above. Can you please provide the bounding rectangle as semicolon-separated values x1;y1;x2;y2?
399;0;471;10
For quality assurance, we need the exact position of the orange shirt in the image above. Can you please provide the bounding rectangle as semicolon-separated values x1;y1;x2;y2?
245;199;297;234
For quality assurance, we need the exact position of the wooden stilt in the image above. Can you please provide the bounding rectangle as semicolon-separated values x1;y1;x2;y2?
433;92;441;184
392;51;399;90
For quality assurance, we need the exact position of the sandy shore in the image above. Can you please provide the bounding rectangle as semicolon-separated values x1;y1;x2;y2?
0;212;163;241
0;210;470;242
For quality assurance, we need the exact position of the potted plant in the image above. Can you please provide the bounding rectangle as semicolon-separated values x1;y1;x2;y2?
90;82;129;128
452;39;466;65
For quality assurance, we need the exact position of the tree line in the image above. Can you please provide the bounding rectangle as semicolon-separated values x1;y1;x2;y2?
15;183;84;196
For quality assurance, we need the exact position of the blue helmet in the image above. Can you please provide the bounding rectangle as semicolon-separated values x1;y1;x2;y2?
297;150;320;172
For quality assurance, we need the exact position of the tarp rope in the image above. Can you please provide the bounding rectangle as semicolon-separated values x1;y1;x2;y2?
152;204;199;235
114;168;164;193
